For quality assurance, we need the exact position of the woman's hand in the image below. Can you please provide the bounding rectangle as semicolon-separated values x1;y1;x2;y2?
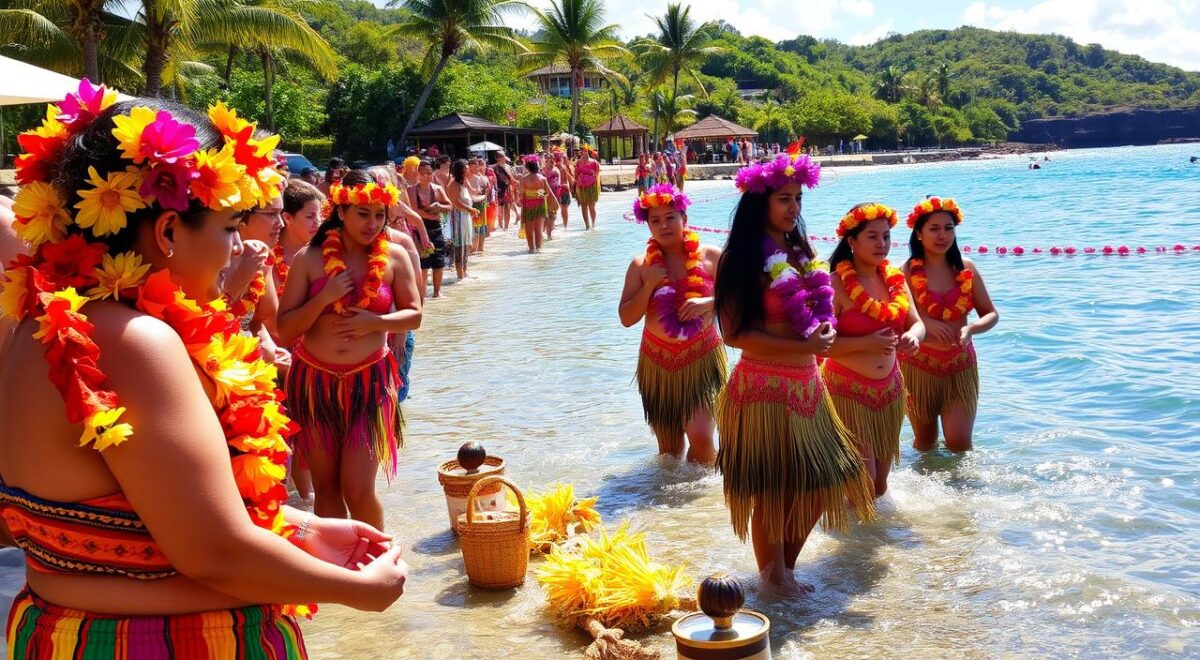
333;308;381;341
924;318;958;345
316;272;355;306
300;516;393;570
864;328;898;354
641;262;668;289
959;323;976;346
803;322;837;354
678;297;713;321
224;240;270;299
351;545;409;612
897;330;921;354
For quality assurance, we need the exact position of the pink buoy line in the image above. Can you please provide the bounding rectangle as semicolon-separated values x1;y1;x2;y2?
623;213;1200;257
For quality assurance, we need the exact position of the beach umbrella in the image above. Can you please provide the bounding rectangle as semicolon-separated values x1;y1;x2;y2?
467;141;505;152
0;55;133;105
852;134;868;141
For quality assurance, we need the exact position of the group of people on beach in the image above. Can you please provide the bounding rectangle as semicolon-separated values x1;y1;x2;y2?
0;81;626;655
620;151;998;594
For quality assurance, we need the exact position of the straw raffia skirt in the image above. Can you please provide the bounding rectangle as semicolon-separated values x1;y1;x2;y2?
521;199;548;223
636;326;727;438
898;343;979;426
717;358;875;543
821;359;905;467
285;343;404;478
575;181;600;204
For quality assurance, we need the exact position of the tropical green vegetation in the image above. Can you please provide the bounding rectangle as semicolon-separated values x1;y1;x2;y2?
3;0;1198;161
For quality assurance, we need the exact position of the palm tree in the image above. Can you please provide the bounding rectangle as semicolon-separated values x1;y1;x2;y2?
753;98;790;145
933;62;953;106
873;64;905;104
135;0;336;99
645;86;695;147
638;3;722;103
522;0;629;136
391;0;525;146
912;72;942;111
0;2;142;85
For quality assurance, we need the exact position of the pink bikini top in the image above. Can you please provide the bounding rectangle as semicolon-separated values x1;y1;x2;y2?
764;287;788;324
308;273;393;315
837;308;904;337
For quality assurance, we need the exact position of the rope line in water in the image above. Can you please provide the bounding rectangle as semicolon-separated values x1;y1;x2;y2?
622;213;1200;257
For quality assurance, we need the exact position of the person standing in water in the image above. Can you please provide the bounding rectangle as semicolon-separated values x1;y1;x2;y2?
900;197;999;452
277;169;422;529
575;146;601;230
619;184;726;464
823;203;925;498
713;152;875;596
516;156;559;254
407;160;452;298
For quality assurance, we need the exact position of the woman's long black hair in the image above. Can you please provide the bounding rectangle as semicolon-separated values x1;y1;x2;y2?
907;210;965;271
451;159;468;184
310;168;373;247
714;189;814;340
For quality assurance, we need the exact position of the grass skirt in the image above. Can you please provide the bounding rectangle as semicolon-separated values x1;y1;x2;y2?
898;343;979;425
636;327;727;438
717;358;875;543
821;359;905;467
6;587;307;659
575;182;600;204
472;200;488;236
521;200;548;223
285;343;404;478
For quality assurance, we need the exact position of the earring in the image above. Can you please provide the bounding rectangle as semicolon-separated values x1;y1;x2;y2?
166;248;174;259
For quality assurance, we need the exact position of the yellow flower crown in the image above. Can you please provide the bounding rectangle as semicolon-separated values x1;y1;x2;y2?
632;183;691;222
11;89;283;250
907;197;963;228
837;203;898;238
329;182;402;208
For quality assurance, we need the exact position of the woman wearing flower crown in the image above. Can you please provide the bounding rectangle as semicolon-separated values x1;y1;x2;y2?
713;151;875;595
900;197;999;452
823;203;925;497
575;146;601;230
516;155;559;254
619;183;726;464
276;168;421;530
0;86;409;655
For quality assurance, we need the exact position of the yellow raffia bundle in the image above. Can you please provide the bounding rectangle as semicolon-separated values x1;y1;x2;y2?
536;523;692;633
524;483;602;553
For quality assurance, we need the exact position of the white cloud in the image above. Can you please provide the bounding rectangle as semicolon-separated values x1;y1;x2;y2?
847;20;894;46
961;0;1200;71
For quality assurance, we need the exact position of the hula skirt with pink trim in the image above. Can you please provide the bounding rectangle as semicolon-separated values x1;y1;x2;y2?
716;358;875;544
898;342;979;426
284;342;404;478
821;359;905;467
636;327;727;439
6;587;307;659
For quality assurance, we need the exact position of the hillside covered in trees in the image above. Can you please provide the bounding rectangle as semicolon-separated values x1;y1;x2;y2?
2;0;1198;160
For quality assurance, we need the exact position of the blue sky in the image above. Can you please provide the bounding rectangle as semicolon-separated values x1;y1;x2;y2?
460;0;1200;71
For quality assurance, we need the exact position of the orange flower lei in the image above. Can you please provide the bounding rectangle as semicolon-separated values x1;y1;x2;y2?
227;270;266;318
908;259;974;321
329;182;401;208
135;271;313;618
907;197;963;229
271;243;290;293
645;230;709;339
835;260;909;324
837;203;898;238
320;228;389;315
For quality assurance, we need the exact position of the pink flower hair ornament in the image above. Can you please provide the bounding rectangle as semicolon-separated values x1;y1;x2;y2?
632;183;692;222
734;152;821;194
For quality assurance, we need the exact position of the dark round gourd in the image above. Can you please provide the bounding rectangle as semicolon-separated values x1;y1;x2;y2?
698;573;744;630
457;441;487;473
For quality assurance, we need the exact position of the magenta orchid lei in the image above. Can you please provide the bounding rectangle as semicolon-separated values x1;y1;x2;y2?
763;237;836;339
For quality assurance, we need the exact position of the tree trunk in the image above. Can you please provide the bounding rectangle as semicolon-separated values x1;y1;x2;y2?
399;53;451;149
142;3;167;98
261;49;275;131
81;28;100;83
569;66;580;137
223;44;237;88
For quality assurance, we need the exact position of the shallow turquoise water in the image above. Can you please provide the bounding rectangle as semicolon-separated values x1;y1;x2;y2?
4;145;1197;658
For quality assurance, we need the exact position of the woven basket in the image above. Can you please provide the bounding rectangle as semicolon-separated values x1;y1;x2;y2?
438;457;506;532
456;476;530;589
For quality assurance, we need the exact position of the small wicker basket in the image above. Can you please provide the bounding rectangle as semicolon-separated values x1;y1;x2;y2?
438;456;505;532
456;476;530;589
